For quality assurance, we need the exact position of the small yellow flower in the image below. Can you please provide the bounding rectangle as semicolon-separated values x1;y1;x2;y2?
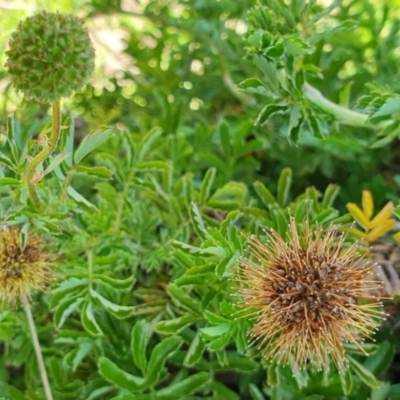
0;227;54;306
237;217;383;372
346;190;395;242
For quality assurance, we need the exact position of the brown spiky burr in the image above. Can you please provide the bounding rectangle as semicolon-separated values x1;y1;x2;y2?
0;227;54;306
237;217;384;372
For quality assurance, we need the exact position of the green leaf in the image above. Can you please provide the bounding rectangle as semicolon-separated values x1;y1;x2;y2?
135;161;171;171
254;180;276;207
81;300;102;336
131;320;148;373
256;102;287;126
75;165;113;179
215;254;238;279
364;341;395;376
145;336;182;386
321;184;340;209
339;367;353;395
0;177;20;186
277;167;292;207
74;128;113;164
67;186;97;210
267;363;278;386
200;324;231;340
249;383;265;400
208;332;232;350
90;289;133;319
155;314;199;334
155;371;209;400
93;275;135;290
371;97;400;119
348;355;381;388
212;381;240;400
167;284;202;316
54;291;85;328
50;278;87;309
184;333;205;367
212;356;258;372
371;382;391;400
199;167;216;205
189;202;207;240
44;152;70;176
99;357;146;391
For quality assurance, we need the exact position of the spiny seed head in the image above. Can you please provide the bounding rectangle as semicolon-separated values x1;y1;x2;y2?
5;11;95;103
0;227;54;306
237;217;384;373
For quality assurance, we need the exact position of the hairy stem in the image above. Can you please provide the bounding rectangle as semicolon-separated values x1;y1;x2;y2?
22;296;54;400
26;101;61;207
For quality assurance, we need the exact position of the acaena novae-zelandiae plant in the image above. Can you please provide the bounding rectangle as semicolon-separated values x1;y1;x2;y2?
3;11;94;400
5;10;95;207
237;217;385;374
0;226;55;400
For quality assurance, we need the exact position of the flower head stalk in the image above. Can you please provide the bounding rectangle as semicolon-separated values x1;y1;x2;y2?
237;217;384;372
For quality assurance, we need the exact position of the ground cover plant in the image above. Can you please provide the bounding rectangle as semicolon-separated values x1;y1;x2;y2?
1;0;400;399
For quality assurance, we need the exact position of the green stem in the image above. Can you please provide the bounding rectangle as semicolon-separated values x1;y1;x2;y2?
26;101;61;207
303;83;370;128
23;296;54;400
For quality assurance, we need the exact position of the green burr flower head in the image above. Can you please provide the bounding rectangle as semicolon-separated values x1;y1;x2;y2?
5;11;95;103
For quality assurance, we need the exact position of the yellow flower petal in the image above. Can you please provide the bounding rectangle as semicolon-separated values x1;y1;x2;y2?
393;232;400;242
366;219;396;242
369;201;394;229
346;203;370;231
362;190;374;220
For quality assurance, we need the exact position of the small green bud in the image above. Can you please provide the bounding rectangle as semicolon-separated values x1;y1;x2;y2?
5;11;95;103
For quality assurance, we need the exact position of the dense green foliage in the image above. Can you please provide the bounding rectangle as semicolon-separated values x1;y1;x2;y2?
1;0;400;399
